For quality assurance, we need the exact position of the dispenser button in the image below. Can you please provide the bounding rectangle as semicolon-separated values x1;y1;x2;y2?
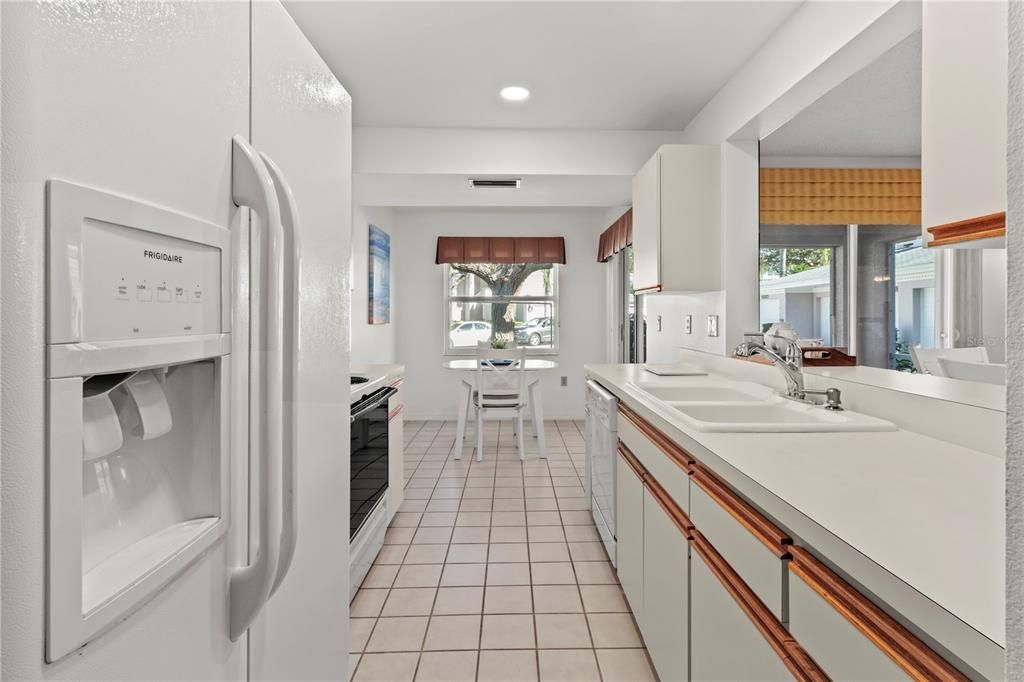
192;286;204;303
156;285;170;302
136;283;152;302
174;286;187;303
116;280;130;301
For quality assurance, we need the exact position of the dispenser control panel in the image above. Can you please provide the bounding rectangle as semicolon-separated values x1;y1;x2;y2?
79;218;222;341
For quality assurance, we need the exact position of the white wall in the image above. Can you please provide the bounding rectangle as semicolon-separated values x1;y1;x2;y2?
351;205;398;365
392;207;608;420
1006;1;1023;673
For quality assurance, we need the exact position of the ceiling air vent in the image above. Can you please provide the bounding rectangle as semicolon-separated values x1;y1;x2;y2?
470;178;521;189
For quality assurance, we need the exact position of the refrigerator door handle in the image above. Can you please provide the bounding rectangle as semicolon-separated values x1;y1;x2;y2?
229;135;284;640
260;151;300;598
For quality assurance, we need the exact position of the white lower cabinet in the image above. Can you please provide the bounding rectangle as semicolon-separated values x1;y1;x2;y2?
613;410;966;682
642;490;689;682
789;572;908;681
690;547;793;681
690;478;787;621
616;450;645;618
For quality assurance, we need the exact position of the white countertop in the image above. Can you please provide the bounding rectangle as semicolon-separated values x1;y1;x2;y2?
351;364;404;399
585;363;1005;652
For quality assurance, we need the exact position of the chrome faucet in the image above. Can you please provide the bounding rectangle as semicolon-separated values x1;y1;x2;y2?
735;335;843;410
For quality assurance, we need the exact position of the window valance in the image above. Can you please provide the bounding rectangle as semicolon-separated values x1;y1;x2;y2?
597;209;632;262
435;237;566;264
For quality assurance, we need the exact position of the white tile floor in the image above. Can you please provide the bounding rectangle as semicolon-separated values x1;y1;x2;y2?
349;419;655;682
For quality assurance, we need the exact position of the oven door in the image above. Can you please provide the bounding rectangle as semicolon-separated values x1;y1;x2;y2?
350;386;397;541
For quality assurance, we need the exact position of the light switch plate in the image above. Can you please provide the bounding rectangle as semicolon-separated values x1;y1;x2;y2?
706;315;719;337
684;315;692;334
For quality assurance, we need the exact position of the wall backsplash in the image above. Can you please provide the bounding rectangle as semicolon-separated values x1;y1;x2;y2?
643;291;727;363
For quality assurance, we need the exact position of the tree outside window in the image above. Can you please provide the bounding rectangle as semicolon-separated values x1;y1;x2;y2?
446;263;557;352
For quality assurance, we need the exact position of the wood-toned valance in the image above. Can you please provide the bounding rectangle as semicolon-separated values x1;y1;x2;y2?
435;236;566;264
760;168;921;225
597;209;632;262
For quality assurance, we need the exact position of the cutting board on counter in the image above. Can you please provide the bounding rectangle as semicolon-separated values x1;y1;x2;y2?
642;364;708;376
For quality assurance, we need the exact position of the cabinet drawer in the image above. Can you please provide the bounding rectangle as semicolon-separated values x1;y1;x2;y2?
690;469;790;621
690;531;823;681
789;547;967;681
617;404;691;513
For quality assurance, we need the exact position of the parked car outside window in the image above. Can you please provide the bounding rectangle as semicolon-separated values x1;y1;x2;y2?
514;316;553;346
449;321;492;347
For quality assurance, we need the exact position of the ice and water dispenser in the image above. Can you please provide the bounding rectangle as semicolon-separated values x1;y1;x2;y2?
45;180;231;660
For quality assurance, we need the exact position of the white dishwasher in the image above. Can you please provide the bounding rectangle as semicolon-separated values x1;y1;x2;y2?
585;380;618;566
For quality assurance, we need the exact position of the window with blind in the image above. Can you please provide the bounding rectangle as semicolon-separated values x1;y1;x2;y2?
445;263;558;353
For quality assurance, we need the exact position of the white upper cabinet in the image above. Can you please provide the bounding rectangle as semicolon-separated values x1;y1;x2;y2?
631;145;721;293
922;0;1008;247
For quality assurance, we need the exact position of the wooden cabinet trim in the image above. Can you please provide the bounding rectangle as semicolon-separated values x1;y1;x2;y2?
691;531;828;681
691;467;791;559
789;547;966;681
617;403;695;475
643;469;694;539
634;284;662;294
619;441;692;538
616;442;647;480
926;211;1006;247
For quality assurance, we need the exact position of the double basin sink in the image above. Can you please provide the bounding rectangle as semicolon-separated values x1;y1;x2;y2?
627;379;897;433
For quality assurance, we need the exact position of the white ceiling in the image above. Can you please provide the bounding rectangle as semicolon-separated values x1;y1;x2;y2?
284;1;801;130
760;30;922;158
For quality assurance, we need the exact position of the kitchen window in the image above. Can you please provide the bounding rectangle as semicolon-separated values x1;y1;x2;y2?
445;263;558;354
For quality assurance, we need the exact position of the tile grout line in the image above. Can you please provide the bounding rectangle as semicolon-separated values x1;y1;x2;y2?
357;419;644;681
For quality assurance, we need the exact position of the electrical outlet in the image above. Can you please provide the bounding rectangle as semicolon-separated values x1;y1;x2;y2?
684;315;692;334
706;315;719;337
560;376;568;387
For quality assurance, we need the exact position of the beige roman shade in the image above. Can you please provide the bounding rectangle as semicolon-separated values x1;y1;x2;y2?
760;168;921;225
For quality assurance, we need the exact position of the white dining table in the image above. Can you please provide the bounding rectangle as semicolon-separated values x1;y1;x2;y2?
442;358;558;459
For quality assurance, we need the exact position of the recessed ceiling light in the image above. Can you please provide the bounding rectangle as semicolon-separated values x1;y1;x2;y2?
500;86;530;102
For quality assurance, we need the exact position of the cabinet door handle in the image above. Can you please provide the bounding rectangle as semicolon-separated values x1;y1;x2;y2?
692;531;827;681
789;547;966;681
691;467;791;558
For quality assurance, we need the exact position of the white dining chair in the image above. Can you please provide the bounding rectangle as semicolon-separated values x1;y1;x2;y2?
910;345;989;376
471;344;527;462
937;357;1006;385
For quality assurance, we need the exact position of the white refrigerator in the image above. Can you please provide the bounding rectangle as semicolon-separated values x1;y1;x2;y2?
1;1;351;679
